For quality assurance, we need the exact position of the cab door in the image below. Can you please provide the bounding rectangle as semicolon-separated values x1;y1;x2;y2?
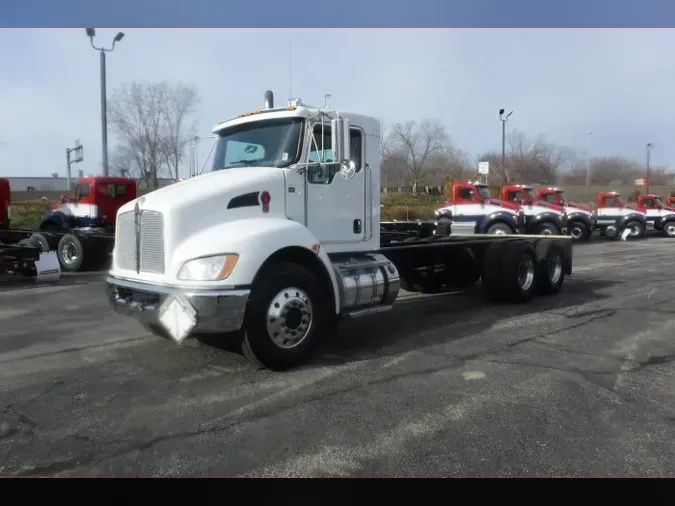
305;122;366;249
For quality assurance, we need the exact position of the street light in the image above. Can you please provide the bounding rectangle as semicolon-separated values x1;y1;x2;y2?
499;109;513;176
646;142;655;193
324;94;332;107
86;28;125;177
586;131;592;186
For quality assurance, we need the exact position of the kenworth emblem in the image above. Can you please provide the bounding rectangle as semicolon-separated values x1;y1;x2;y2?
134;201;141;273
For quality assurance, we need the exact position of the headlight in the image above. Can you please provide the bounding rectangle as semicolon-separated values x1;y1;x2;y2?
177;254;239;281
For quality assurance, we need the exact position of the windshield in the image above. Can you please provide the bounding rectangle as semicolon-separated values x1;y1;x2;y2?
210;118;304;172
476;185;491;199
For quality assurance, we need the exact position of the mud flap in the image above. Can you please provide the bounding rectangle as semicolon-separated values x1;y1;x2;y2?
620;228;631;241
35;251;61;283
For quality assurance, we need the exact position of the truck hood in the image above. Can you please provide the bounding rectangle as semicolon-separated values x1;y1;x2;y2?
564;201;592;212
116;167;286;266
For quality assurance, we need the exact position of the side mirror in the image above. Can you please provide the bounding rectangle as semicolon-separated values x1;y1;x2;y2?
331;117;350;162
339;160;357;180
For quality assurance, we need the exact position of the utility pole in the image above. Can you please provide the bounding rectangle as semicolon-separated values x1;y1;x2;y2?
499;109;513;181
66;140;84;191
86;28;125;177
586;131;592;186
646;143;654;193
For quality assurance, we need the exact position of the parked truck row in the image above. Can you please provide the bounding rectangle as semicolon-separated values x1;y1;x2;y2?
435;181;675;242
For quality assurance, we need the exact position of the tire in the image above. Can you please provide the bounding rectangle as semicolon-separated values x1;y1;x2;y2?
481;241;510;301
482;240;538;303
537;246;565;295
57;234;85;272
40;221;60;231
625;220;645;239
239;262;329;371
568;222;591;242
662;221;675;238
17;238;39;248
443;248;481;290
29;233;50;252
486;223;514;235
535;222;560;236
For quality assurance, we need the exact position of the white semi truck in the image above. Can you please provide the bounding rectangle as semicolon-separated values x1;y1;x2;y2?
106;91;574;371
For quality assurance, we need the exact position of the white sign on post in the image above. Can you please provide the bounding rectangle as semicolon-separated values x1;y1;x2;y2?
478;161;490;175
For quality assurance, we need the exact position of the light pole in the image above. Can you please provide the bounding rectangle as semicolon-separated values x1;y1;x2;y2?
86;28;125;177
499;108;513;178
646;143;654;193
324;94;331;107
586;131;592;186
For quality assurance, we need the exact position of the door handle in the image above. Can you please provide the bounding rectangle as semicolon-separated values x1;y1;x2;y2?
353;219;362;234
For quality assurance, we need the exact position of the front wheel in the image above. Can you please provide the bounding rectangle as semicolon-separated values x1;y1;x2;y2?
535;222;560;236
240;262;329;371
568;222;591;242
486;223;514;235
663;221;675;238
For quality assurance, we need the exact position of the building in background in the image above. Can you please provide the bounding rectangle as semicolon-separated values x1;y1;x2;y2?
5;177;175;191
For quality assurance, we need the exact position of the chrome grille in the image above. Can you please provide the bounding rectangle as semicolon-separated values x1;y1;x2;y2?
115;210;165;274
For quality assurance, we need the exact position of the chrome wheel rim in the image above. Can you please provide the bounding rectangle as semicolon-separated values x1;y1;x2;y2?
517;255;535;291
666;224;675;237
491;228;507;235
629;224;641;236
570;227;583;239
548;254;562;284
541;228;553;235
61;241;78;265
266;287;313;349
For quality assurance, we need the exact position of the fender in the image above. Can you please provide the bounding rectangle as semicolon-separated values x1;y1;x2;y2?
168;217;341;314
40;211;72;229
478;211;518;234
528;211;564;231
659;214;675;230
566;211;592;229
618;212;647;229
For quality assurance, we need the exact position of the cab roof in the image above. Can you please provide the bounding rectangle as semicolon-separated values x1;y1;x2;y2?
78;177;135;185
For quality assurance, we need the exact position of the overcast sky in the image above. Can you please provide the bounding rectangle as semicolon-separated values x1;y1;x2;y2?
1;28;674;178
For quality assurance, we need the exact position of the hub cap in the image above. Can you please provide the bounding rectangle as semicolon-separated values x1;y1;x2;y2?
491;228;507;235
666;223;675;237
548;254;562;284
266;287;313;349
629;224;641;236
570;227;583;239
61;240;78;265
541;228;553;235
517;255;535;291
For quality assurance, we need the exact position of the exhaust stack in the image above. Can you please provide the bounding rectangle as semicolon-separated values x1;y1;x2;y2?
264;90;274;110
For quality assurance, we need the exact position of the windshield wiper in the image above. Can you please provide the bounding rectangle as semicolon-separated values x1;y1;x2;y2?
227;158;265;166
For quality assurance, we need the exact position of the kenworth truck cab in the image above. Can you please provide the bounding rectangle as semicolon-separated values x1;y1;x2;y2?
106;90;574;371
595;191;647;240
42;176;137;232
434;181;525;235
534;187;594;241
499;184;569;237
629;194;675;237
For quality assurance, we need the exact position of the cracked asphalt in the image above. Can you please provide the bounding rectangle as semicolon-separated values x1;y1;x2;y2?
1;238;674;477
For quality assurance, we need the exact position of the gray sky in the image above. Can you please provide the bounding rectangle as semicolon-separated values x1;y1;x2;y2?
1;29;673;177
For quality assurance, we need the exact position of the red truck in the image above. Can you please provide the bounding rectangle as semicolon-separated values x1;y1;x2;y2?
593;191;648;239
0;176;136;272
498;184;572;238
0;178;10;230
625;194;675;237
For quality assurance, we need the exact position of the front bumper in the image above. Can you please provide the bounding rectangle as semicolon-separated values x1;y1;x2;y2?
106;275;250;334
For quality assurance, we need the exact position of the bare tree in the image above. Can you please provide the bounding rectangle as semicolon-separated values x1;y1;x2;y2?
158;82;199;180
108;81;199;189
388;119;450;192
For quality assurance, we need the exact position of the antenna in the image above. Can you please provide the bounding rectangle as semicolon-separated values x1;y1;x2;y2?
288;39;293;100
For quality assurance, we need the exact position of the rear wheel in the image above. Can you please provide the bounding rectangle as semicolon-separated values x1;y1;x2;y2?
625;220;645;239
57;234;85;272
482;240;538;303
537;246;565;295
239;262;329;371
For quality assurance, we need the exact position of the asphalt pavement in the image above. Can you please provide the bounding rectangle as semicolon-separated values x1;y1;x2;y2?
1;238;674;477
